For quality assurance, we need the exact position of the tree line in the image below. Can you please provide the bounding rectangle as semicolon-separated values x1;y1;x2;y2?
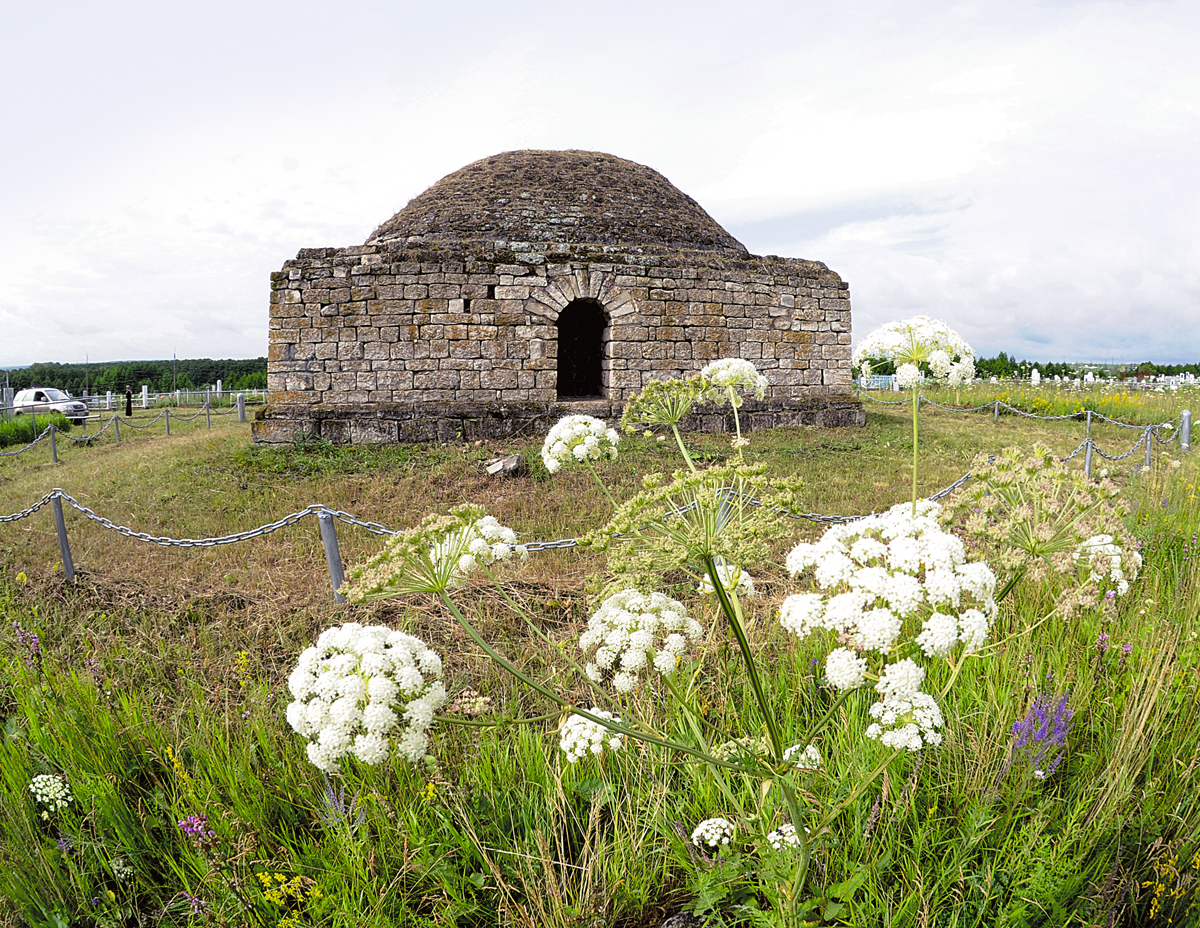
865;352;1199;380
2;359;267;396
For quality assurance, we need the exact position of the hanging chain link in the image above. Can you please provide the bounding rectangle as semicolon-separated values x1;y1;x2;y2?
0;424;55;457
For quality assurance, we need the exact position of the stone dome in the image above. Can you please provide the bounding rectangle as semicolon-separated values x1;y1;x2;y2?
365;149;748;256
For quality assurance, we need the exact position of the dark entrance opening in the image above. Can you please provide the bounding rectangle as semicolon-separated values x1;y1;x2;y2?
555;299;607;399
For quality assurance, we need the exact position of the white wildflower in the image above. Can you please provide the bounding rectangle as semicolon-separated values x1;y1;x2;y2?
915;613;960;658
29;774;73;819
865;691;944;751
698;359;768;406
285;623;447;772
560;709;624;763
825;647;868;691
691;817;736;849
767;823;802;850
783;743;822;770
895;363;923;389
541;415;619;474
579;590;699;691
875;658;925;701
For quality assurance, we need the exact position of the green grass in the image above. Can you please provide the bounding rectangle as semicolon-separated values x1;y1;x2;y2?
1;400;1198;926
0;414;72;450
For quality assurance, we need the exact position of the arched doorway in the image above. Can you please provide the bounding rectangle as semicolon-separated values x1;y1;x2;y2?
555;299;607;399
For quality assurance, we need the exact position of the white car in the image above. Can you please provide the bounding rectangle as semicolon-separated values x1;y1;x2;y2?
12;388;90;425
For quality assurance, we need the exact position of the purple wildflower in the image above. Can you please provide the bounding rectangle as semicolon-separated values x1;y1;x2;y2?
56;832;74;855
1095;632;1110;654
11;621;42;669
1011;690;1074;780
183;892;209;914
318;775;366;832
176;814;217;847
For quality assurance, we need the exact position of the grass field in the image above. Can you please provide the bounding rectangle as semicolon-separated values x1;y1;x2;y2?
1;390;1198;927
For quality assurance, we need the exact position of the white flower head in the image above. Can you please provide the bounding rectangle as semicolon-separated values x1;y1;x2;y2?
865;691;944;751
560;709;624;763
285;623;447;772
852;315;975;386
895;363;923;390
875;658;925;701
29;774;73;818
766;822;803;850
825;647;868;692
579;590;700;692
691;817;736;850
541;415;619;474
699;358;769;407
783;743;822;770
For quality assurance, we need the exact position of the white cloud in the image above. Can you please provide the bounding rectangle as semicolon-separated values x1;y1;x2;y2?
0;0;1198;365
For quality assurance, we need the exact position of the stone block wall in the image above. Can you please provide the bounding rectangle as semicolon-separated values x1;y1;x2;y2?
256;240;861;443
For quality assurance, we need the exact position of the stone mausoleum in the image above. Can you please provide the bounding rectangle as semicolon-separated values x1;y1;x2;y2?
253;150;864;444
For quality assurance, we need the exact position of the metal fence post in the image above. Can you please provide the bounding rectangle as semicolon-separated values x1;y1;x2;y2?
1084;438;1093;478
993;400;999;423
1182;410;1192;452
114;415;121;444
237;393;246;423
50;494;76;582
205;403;211;429
165;409;170;436
50;424;58;464
318;511;347;603
1145;427;1153;469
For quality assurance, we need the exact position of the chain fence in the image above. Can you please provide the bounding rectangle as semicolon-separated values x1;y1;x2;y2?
856;388;1191;474
0;431;1139;599
0;396;253;462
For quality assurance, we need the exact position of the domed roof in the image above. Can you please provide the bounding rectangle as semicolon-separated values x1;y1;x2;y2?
365;150;747;255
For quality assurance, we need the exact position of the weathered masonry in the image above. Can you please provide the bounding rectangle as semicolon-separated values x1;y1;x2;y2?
253;150;864;444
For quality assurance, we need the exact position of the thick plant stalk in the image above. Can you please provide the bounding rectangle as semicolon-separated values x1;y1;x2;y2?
702;555;784;761
670;422;698;473
912;386;920;516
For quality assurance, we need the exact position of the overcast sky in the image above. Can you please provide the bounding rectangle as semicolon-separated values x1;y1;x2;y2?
2;0;1197;367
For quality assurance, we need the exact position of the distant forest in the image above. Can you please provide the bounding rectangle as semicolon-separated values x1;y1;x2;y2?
3;358;267;395
867;353;1200;379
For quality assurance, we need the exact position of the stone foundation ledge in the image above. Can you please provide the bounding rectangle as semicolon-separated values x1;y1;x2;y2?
251;396;864;445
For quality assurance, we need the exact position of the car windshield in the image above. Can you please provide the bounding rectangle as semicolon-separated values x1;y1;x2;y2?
42;389;69;400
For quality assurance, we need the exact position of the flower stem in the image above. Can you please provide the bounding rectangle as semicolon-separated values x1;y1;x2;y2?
583;459;617;507
670;422;698;473
728;386;745;459
911;386;920;517
703;555;784;761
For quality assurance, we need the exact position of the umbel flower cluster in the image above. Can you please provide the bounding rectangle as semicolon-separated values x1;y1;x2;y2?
937;445;1138;619
698;358;769;406
579;589;703;692
692;817;736;850
541;415;620;474
1074;534;1138;597
29;774;73;819
783;500;997;751
559;709;625;763
853;315;975;386
285;623;447;772
341;505;526;599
